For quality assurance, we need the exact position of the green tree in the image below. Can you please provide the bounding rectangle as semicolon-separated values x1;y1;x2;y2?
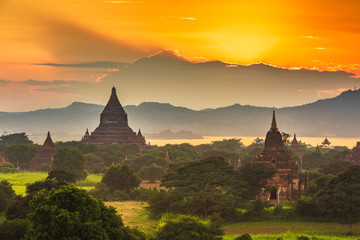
139;163;164;182
85;153;105;174
160;156;235;217
315;165;360;234
302;151;326;169
0;132;33;145
281;132;291;145
4;144;39;170
102;164;141;192
26;185;145;240
0;180;16;212
52;147;87;181
129;154;167;172
232;163;276;201
0;219;30;240
211;138;243;153
155;215;223;240
47;169;76;183
319;160;354;175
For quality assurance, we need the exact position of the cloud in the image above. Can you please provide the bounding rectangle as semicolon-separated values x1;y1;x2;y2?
0;80;11;84
104;1;131;3
33;17;155;63
34;62;127;69
302;36;320;39
158;16;197;21
315;88;348;97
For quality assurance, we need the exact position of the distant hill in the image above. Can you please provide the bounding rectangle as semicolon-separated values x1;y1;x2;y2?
1;89;360;141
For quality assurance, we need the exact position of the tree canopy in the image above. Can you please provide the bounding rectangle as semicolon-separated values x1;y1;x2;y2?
52;147;87;181
26;185;145;240
315;165;360;234
101;164;141;192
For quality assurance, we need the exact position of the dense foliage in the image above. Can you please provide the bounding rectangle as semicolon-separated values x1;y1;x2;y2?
52;147;87;181
26;185;145;240
101;164;142;192
154;215;223;240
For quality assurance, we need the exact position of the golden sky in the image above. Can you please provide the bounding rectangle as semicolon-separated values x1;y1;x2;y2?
0;0;360;110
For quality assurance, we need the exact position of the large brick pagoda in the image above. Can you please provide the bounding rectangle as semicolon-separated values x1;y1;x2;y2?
82;87;146;148
256;111;302;202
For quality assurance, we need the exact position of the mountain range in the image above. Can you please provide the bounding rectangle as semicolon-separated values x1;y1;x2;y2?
34;49;357;111
0;89;360;142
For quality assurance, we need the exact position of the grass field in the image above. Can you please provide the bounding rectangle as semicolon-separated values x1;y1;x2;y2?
106;201;360;239
223;221;360;238
0;172;103;195
0;172;47;195
105;201;157;234
0;172;162;195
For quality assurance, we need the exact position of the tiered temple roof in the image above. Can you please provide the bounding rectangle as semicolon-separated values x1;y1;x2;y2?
256;111;302;202
31;131;56;170
82;87;146;148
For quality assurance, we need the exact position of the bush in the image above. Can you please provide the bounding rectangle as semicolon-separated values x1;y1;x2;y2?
234;233;252;240
0;180;16;212
155;215;223;240
34;163;51;172
0;162;18;173
0;219;30;240
297;236;310;240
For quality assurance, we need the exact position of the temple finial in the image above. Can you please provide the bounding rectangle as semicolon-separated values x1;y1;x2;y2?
112;86;116;94
138;129;142;136
270;110;278;131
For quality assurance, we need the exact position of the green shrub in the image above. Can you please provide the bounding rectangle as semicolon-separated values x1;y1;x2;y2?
234;233;252;240
0;218;30;240
155;215;223;240
0;162;18;173
297;236;310;240
34;164;51;172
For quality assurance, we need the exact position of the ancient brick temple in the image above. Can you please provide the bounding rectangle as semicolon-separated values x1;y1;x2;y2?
82;87;146;148
346;142;360;165
256;111;302;202
31;131;56;170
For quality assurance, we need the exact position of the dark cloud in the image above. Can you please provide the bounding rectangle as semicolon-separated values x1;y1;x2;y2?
34;17;157;63
0;80;11;84
34;62;127;69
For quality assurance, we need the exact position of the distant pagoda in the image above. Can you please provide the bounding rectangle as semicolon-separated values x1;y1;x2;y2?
346;142;360;165
256;111;302;202
31;131;56;171
290;134;303;157
82;87;146;148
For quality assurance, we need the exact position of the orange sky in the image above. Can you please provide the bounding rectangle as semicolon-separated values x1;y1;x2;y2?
0;0;360;110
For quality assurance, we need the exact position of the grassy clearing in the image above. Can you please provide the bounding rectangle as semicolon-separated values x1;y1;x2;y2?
0;172;102;195
0;172;47;195
223;221;360;237
223;233;360;240
105;201;157;234
75;174;102;186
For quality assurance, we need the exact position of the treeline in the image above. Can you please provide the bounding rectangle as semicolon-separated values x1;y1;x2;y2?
1;132;360;239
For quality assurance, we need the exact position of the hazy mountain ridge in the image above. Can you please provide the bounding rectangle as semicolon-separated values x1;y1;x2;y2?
0;89;360;140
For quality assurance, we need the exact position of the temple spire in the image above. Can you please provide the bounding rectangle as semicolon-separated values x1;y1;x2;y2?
85;128;89;135
44;131;54;147
138;129;142;136
270;110;278;132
